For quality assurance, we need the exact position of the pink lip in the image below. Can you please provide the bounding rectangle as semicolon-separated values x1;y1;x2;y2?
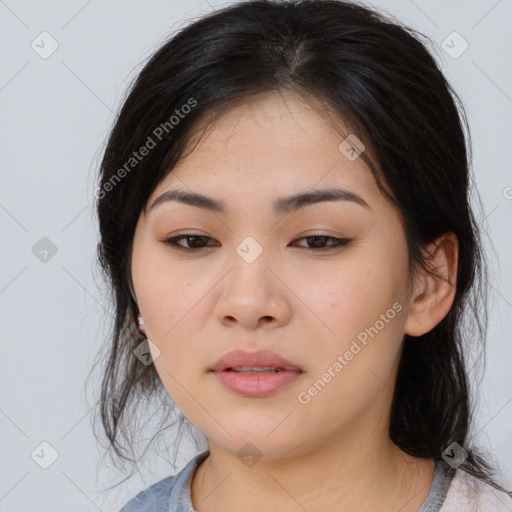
210;349;304;397
210;349;302;372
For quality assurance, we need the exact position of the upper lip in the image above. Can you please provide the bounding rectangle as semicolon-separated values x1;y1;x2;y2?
210;349;303;372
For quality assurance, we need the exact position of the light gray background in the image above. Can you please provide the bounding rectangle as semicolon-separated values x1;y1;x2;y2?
1;0;511;510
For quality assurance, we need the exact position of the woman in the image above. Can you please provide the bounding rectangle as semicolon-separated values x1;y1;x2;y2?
92;1;512;510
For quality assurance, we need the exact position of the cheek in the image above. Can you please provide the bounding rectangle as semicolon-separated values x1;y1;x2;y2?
132;254;209;372
297;274;406;423
132;242;198;335
311;255;408;376
312;267;393;334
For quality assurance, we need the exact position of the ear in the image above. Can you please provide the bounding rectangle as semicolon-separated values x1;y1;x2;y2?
404;232;459;337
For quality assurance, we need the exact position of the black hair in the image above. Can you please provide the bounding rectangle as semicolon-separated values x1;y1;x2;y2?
88;0;510;495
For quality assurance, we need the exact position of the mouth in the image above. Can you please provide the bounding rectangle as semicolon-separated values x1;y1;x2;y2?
222;366;297;374
210;349;303;397
210;348;303;373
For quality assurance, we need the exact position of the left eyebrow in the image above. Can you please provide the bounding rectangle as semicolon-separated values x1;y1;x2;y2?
148;187;371;215
273;187;371;215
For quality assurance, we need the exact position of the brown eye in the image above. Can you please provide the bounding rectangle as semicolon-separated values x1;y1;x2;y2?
163;234;218;250
291;235;351;250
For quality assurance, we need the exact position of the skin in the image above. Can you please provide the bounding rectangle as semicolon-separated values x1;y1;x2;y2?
131;89;459;512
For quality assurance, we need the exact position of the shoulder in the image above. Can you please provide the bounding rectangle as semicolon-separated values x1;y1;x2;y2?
119;474;177;512
119;451;209;512
440;468;512;511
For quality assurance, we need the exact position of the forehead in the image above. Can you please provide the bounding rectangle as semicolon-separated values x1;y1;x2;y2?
149;91;382;209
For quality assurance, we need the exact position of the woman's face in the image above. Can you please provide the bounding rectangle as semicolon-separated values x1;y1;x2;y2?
131;90;417;459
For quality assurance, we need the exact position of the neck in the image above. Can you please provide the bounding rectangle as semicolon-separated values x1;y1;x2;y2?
191;426;435;512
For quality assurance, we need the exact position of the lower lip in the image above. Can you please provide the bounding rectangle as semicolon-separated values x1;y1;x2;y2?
211;370;303;397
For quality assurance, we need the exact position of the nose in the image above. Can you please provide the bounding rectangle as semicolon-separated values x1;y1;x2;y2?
214;250;292;331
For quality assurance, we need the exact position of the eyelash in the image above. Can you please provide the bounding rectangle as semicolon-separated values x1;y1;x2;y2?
162;233;352;252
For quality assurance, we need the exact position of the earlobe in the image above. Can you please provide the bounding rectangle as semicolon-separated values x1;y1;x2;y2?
137;313;147;336
404;233;459;338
